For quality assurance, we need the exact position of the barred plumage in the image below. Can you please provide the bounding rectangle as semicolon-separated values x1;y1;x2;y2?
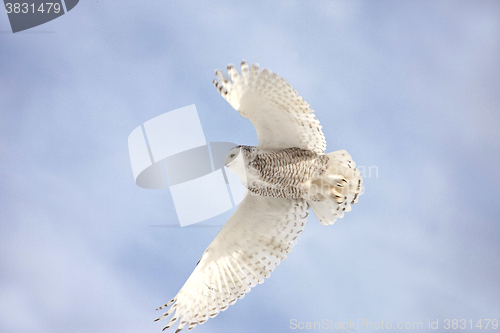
239;147;329;199
249;147;327;187
247;183;305;199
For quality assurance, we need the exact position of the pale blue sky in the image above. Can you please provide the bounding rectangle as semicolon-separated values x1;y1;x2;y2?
1;1;499;332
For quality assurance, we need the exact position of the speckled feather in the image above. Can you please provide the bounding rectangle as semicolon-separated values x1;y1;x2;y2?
308;149;363;225
213;60;327;154
244;147;328;199
155;196;309;332
250;148;327;187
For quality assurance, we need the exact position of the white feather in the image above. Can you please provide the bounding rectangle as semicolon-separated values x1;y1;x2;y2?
214;61;326;153
156;195;308;331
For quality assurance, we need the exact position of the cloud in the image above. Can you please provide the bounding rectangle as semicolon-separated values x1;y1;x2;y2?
1;1;499;332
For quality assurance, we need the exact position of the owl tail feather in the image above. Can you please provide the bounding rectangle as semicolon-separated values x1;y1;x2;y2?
307;150;363;226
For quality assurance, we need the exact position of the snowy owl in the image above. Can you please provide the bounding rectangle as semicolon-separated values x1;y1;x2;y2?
155;60;363;331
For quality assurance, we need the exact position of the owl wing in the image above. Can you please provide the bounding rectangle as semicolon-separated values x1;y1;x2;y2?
213;60;326;154
155;194;309;332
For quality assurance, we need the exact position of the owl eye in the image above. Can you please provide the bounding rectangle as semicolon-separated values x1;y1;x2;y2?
230;154;236;158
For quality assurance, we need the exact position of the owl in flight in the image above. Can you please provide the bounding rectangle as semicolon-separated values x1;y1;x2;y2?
155;60;363;331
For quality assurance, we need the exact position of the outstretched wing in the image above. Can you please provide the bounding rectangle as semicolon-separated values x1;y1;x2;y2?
213;60;326;154
155;194;309;332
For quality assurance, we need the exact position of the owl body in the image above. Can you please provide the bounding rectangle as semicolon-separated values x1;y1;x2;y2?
238;146;328;199
227;146;362;213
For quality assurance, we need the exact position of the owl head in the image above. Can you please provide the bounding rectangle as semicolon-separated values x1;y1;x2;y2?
224;146;242;167
224;145;257;166
224;145;255;186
